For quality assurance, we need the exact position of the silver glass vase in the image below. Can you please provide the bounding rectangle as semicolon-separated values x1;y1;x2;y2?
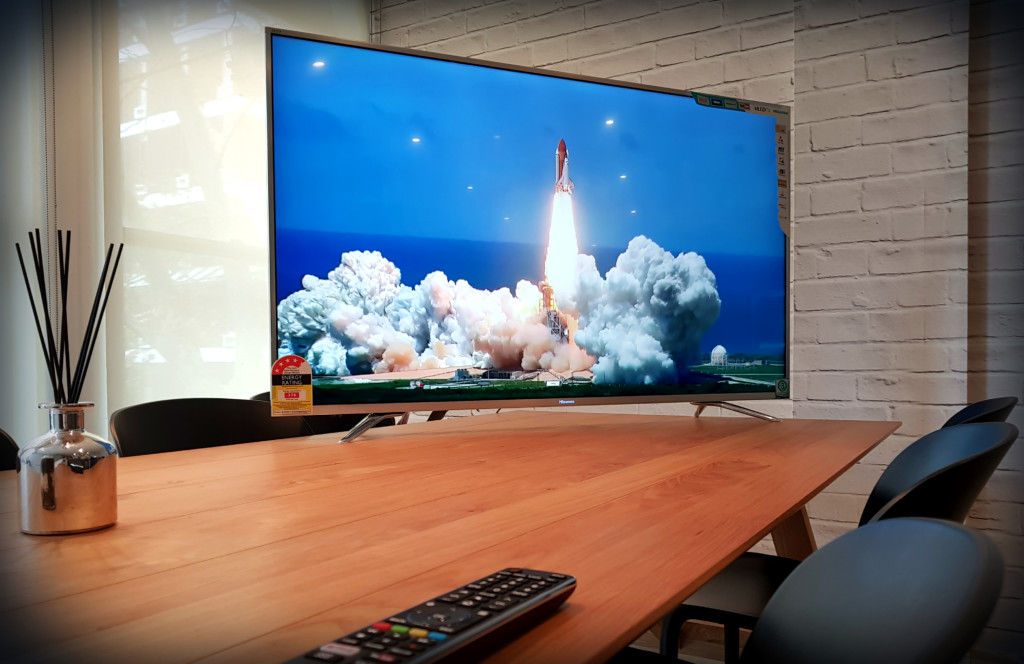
18;402;118;535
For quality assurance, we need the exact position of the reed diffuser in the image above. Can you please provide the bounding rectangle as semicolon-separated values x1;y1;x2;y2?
15;228;124;535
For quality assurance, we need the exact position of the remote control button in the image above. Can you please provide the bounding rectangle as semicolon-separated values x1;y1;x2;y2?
408;628;428;639
304;651;343;662
390;647;414;657
368;654;399;663
427;632;447;641
320;643;360;656
372;622;391;631
389;625;409;634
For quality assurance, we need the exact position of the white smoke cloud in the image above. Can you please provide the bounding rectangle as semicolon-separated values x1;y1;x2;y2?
277;236;719;385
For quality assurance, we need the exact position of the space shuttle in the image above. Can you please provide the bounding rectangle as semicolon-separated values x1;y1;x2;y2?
555;138;574;194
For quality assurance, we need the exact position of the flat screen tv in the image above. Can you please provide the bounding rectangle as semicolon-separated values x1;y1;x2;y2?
266;28;790;419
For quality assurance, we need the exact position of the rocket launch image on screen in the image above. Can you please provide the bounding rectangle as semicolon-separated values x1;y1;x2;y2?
268;31;789;410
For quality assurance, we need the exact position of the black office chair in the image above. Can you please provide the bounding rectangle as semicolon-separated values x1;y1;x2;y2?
739;518;1004;664
109;397;313;457
659;421;1019;662
943;395;1018;428
1;427;19;472
249;392;395;435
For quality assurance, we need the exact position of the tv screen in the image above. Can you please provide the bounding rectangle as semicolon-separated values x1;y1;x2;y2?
267;28;790;416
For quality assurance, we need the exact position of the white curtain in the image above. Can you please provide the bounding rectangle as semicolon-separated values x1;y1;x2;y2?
0;0;369;446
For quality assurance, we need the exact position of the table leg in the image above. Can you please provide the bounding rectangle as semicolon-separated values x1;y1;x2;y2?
770;506;816;560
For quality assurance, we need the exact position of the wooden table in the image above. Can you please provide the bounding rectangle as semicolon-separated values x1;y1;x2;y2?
0;411;898;664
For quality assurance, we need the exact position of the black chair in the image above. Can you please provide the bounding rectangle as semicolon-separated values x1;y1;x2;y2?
659;421;1019;662
1;427;19;472
739;518;1004;664
943;395;1018;428
249;392;395;435
108;397;313;457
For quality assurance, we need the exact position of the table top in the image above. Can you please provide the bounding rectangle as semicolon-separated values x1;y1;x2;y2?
0;411;898;664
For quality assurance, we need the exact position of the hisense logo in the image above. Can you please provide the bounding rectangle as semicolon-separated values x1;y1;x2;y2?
559;400;575;405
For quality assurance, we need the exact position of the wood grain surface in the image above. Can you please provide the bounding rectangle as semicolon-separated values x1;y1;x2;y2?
0;411;898;664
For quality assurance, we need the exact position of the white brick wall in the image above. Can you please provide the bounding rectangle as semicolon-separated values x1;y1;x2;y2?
373;0;1022;658
966;0;1024;658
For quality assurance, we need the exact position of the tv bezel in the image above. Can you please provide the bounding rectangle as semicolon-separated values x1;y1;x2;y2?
265;26;792;415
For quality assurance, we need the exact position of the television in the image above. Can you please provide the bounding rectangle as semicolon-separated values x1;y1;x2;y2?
266;28;790;423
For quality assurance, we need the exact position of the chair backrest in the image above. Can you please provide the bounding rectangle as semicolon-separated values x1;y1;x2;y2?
943;395;1018;428
859;421;1018;526
0;427;19;472
739;518;1004;664
109;398;313;457
249;392;395;435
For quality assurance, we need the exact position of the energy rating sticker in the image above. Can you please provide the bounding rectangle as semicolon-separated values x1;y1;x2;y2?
271;355;313;416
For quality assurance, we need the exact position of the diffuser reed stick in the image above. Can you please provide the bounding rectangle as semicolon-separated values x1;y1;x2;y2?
15;229;124;404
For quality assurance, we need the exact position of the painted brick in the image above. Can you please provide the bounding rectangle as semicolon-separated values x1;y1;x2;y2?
583;0;658;28
795;16;893;61
894;71;954;109
379;27;410;47
807;491;865;523
969;27;1024;70
424;0;485;20
579;45;655;79
466;0;529;32
894;34;969;76
517;7;584;42
822;461;885;494
696;28;740;59
742;73;794;105
816;244;868;277
861;434;916;465
895;3;953;44
969;0;1024;38
793;276;899;311
897;272;957;307
968;131;1024;170
642;58;724;90
531;37;567;65
868;239;966;275
862;175;925;210
699;82;743;97
950;66;968;101
654;34;696;66
567;22;641;59
723;0;792;23
794;0;858;30
862;104;965;145
865;49;896;81
945;134;967;168
859;0;952;15
812;54;866;89
794;152;815;185
808;145;891;181
803;371;859;400
791;313;818;343
380;1;427;30
892;139;948;173
922;168;968;205
969;99;1024;136
867;309;925;341
927;202;966;236
967;64;1024;104
814;311;869;343
740;15;793;50
798;82;892;123
795;62;813;93
810;118;860;151
408;15;467;46
790;390;894;417
970;163;1024;204
793;123;810;152
434;32;491;56
483;24;518;50
485;44;532;66
890;340;955;373
923;303;968;339
889;400;955;435
724;43;792;80
792;212;890;246
631;3;723;42
973;303;1024;337
969;200;1024;237
969;501;1024;536
972;236;1024;272
857;372;967;404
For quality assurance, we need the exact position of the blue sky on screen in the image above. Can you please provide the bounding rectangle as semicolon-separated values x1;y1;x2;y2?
270;34;784;259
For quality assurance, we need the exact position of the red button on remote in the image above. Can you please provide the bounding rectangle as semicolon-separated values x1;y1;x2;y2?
372;621;392;631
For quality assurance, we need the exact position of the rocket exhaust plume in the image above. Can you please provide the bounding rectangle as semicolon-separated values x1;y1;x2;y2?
545;139;579;302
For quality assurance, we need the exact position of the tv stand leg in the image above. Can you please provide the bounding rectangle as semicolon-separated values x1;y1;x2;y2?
691;401;780;422
341;412;405;442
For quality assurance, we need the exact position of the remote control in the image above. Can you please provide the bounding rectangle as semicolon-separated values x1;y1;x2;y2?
285;567;576;663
